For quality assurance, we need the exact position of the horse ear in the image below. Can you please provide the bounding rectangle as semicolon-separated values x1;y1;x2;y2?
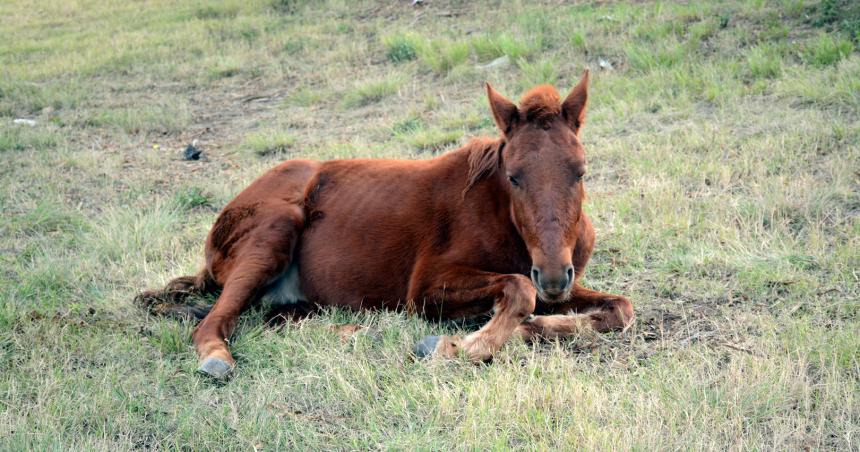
485;82;518;137
562;69;589;136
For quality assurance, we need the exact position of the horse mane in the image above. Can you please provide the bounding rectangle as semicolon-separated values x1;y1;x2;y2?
519;85;561;126
463;137;503;197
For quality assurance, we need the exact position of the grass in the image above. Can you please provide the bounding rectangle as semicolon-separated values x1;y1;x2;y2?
416;39;471;75
341;76;402;109
746;43;784;79
397;127;463;153
471;33;540;62
0;123;58;152
242;129;297;156
0;0;858;449
383;32;420;63
802;32;855;67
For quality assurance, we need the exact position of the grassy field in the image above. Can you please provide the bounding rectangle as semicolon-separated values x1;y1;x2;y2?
1;0;858;449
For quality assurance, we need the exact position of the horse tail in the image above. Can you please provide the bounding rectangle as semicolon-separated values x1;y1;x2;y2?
134;270;220;321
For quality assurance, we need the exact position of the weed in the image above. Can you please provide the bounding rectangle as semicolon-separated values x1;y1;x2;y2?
173;187;212;211
383;33;419;63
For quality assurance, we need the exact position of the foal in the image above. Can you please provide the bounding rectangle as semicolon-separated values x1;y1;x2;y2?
137;70;633;378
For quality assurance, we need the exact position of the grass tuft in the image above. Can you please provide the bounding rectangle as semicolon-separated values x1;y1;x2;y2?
394;122;462;153
801;33;855;67
383;32;420;63
242;130;298;156
0;125;58;152
84;104;190;134
809;0;860;42
746;44;783;79
173;187;213;211
471;33;538;62
518;58;559;90
341;76;402;108
416;39;471;75
271;0;306;14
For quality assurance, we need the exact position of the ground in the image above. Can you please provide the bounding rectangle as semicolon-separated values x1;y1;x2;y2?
1;0;858;449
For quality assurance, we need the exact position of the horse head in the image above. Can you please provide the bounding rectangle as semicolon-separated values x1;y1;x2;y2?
486;70;590;302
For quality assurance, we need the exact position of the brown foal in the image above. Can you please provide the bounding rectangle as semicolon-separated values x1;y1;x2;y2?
137;70;634;378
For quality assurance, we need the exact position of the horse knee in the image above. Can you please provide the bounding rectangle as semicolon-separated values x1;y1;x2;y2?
504;275;537;319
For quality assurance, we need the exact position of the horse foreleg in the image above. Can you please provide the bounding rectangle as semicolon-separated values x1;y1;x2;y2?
411;269;536;362
518;284;634;341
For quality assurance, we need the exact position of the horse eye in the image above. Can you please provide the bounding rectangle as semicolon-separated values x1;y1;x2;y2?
507;175;520;187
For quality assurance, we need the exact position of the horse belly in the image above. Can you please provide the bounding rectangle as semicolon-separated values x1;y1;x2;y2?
295;220;414;310
260;261;306;306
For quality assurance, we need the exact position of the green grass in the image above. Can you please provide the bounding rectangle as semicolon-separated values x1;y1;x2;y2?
242;129;298;156
341;76;402;109
802;32;855;67
746;43;784;79
383;32;420;63
84;103;191;134
0;124;58;152
173;187;213;211
1;0;858;449
416;39;471;75
517;58;559;89
396;126;463;153
471;33;540;62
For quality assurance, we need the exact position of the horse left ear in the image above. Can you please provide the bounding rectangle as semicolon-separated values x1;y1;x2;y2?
486;82;519;137
562;69;589;136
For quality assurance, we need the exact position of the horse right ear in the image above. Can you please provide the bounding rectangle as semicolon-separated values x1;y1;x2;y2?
486;82;518;137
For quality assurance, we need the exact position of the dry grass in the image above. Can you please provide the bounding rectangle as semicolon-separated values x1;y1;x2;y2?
0;0;858;449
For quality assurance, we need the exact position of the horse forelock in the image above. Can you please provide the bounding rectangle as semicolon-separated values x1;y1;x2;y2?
519;85;561;125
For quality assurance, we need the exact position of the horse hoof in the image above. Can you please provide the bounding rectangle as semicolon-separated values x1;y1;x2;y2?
412;335;441;359
198;357;234;379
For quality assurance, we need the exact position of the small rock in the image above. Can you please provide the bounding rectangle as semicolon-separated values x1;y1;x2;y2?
598;58;614;70
478;55;511;70
183;140;202;160
13;118;37;126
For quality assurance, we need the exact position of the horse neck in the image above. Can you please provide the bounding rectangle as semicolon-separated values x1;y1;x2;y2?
456;139;516;227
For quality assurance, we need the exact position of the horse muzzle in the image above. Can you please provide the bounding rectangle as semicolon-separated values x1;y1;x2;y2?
531;265;574;303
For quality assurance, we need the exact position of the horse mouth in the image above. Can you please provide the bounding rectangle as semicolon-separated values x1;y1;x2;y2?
537;288;570;303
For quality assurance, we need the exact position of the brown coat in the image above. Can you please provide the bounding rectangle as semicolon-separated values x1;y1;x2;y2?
137;71;633;379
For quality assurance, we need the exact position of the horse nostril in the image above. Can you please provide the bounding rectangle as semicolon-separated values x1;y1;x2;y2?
531;267;540;285
566;266;574;284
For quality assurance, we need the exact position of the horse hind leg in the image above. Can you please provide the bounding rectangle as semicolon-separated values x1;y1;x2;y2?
192;205;305;379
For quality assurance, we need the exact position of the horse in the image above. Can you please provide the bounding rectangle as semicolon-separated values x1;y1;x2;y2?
136;70;634;379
